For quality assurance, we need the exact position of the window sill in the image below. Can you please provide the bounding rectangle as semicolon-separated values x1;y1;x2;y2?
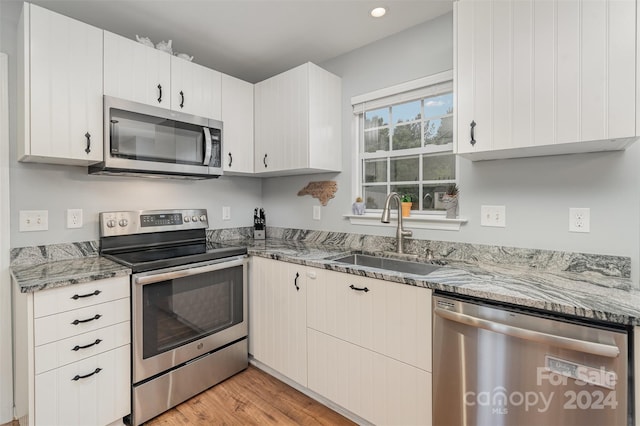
343;213;467;231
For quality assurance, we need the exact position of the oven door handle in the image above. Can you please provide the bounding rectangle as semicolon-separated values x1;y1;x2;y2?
135;256;245;286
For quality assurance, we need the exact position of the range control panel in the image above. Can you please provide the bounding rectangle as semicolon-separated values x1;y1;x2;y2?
99;209;208;237
141;213;184;227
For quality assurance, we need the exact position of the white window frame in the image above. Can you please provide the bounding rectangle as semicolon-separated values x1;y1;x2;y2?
345;70;467;231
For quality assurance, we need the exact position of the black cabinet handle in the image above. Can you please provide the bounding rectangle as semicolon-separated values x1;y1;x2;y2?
71;290;101;300
157;84;163;103
84;132;91;154
72;368;102;381
470;120;476;146
294;272;300;291
228;152;233;167
349;284;369;293
179;91;185;108
72;339;102;352
71;314;101;325
263;154;268;168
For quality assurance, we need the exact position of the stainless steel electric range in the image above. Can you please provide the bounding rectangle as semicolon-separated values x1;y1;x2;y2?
99;209;248;426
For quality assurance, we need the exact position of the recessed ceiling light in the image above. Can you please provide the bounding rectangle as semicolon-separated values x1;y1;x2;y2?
370;7;387;18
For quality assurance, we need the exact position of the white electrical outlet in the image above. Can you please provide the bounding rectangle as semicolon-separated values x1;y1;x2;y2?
19;210;48;232
569;208;590;233
480;205;506;227
66;209;83;229
313;206;321;221
222;206;231;221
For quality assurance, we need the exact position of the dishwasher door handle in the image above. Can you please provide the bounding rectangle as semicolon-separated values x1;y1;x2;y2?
434;307;620;358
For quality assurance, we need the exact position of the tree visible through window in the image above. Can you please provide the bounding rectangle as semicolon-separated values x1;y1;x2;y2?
358;84;455;213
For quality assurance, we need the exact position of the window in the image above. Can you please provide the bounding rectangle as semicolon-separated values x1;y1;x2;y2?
353;72;456;215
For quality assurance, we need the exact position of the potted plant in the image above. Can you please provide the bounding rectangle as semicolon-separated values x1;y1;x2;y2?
442;184;459;219
401;194;413;217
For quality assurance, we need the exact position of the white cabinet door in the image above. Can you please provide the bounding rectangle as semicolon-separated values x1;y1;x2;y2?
21;4;103;164
308;329;431;426
254;64;308;173
249;257;308;386
254;62;341;176
307;268;431;372
35;345;130;426
171;56;221;120
103;31;171;108
455;0;637;160
221;73;254;174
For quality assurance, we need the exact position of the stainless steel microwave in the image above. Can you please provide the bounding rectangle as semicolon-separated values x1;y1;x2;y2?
89;96;223;179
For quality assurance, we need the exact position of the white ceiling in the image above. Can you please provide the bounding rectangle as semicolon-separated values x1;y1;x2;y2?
28;0;453;83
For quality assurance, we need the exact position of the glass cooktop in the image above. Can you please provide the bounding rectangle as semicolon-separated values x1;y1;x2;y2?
105;241;247;273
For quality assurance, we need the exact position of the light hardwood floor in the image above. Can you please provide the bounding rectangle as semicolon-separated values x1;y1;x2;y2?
146;365;355;425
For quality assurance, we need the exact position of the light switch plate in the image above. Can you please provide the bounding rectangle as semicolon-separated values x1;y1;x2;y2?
19;210;48;232
222;206;231;221
313;206;321;221
480;205;506;227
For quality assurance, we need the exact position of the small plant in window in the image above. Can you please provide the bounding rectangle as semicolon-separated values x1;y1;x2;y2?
443;184;459;218
401;194;413;217
401;194;413;203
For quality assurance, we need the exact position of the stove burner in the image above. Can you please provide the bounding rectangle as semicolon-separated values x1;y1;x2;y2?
99;209;247;273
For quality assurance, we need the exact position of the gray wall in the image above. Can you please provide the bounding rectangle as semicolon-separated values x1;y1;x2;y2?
262;12;640;284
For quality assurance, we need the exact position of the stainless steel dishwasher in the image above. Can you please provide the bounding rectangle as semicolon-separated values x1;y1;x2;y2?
433;293;630;426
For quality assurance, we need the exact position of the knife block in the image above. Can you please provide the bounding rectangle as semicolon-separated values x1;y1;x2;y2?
253;229;265;240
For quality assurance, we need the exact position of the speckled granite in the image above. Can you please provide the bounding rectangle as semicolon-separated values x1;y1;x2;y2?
11;256;131;293
244;238;640;326
207;227;254;242
9;226;637;324
265;227;631;278
10;241;99;266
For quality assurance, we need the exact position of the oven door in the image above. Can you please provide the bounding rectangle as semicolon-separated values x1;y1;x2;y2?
132;255;247;383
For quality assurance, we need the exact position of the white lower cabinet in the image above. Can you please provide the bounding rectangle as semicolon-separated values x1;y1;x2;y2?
35;345;130;426
308;329;431;426
250;257;433;425
249;256;309;386
13;276;131;426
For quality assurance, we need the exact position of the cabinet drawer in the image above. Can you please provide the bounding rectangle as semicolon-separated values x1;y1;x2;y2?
307;329;431;426
35;298;129;346
35;321;130;374
308;268;431;371
34;276;129;318
35;345;130;426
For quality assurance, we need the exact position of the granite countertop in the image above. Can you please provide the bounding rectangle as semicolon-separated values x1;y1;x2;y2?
246;239;640;326
11;256;131;293
10;235;640;326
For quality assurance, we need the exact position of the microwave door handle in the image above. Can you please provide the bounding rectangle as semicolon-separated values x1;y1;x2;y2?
203;127;212;166
110;119;119;153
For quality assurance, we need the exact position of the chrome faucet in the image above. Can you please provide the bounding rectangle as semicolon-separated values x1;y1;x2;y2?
381;192;413;254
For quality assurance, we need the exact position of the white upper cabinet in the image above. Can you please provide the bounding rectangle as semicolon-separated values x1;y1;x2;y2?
221;73;254;174
18;3;103;165
103;31;171;109
104;31;221;120
171;56;222;120
254;62;341;176
455;0;638;160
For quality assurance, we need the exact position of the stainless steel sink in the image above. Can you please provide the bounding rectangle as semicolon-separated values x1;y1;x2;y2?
331;254;441;275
